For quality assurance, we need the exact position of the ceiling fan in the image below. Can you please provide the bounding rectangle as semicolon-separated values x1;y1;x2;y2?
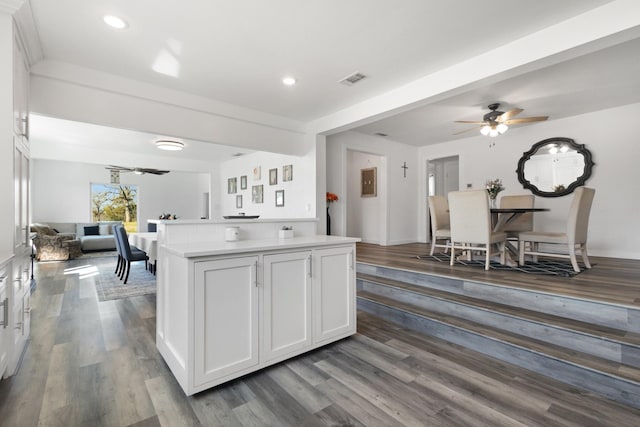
454;103;548;136
106;165;170;175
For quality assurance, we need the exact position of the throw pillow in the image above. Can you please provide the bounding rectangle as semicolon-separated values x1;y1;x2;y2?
99;224;112;235
84;225;100;236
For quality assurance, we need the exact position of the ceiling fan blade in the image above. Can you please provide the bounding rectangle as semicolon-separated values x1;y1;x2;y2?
496;108;523;122
453;126;482;135
106;165;134;172
454;120;487;125
141;168;170;175
503;116;549;125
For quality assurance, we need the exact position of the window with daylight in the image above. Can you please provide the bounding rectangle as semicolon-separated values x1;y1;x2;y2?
91;183;138;233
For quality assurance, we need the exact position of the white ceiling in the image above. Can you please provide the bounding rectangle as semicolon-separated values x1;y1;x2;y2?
18;0;640;156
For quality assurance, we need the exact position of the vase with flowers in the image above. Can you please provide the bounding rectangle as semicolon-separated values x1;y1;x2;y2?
485;179;505;208
326;192;338;235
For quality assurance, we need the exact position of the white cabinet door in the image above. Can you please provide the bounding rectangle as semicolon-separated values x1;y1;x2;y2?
0;270;9;378
263;251;312;362
193;256;259;387
313;246;356;344
13;32;29;140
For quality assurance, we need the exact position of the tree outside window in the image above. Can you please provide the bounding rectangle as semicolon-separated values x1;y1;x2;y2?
91;183;138;233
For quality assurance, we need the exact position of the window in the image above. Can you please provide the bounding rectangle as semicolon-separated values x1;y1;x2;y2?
91;183;138;233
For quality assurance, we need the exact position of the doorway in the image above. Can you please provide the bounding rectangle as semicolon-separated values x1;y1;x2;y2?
426;155;459;241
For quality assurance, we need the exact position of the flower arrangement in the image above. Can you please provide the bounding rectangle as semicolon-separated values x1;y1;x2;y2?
485;179;505;200
326;192;339;204
159;213;178;220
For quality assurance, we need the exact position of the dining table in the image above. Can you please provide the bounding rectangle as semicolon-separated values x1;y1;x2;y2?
490;207;550;232
129;232;158;273
490;207;550;264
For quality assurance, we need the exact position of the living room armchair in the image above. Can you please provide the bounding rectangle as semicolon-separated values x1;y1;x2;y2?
31;224;82;261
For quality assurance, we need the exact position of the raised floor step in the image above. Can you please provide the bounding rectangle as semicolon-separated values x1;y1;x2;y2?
357;262;640;334
358;272;640;368
357;290;640;409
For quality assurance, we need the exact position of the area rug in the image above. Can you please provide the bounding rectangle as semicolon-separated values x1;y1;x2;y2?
416;252;587;277
93;261;156;301
78;250;118;259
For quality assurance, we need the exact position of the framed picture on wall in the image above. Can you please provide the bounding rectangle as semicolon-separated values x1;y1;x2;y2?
252;185;264;203
240;175;247;190
228;177;237;194
236;195;243;208
361;167;377;197
275;190;284;207
269;168;278;185
253;166;261;180
283;164;293;182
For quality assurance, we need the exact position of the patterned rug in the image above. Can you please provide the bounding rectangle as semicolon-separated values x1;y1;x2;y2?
78;250;118;259
416;252;587;277
93;261;156;301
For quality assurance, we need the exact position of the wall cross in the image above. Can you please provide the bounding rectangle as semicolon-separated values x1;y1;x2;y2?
401;162;408;178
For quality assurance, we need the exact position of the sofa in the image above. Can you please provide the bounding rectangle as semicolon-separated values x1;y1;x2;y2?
34;221;122;252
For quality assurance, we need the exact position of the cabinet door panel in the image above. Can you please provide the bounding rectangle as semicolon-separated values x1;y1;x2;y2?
0;273;8;378
313;246;356;344
194;257;259;386
263;251;312;361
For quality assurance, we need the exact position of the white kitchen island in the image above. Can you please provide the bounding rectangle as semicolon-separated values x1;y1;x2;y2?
155;221;359;395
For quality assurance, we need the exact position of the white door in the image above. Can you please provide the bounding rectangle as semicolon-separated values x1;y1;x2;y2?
313;246;356;345
0;273;8;378
263;251;312;362
193;256;259;386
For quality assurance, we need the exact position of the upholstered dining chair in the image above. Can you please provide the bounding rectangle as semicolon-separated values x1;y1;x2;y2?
500;194;535;238
518;187;595;273
114;225;149;284
448;190;507;270
428;195;451;255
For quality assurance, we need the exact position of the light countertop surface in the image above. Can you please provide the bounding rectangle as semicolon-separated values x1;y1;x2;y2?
162;235;360;258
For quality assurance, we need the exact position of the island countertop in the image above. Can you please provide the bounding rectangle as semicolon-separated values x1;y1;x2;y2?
149;217;319;225
162;235;360;258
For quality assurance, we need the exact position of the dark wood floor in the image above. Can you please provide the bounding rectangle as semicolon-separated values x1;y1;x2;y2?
1;253;639;426
356;242;640;307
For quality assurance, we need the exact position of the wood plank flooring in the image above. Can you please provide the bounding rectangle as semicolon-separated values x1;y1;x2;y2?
356;242;640;307
1;255;639;426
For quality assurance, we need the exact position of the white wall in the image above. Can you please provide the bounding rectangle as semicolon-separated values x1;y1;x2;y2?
32;159;210;231
346;151;382;243
419;102;640;259
218;151;315;219
327;131;419;245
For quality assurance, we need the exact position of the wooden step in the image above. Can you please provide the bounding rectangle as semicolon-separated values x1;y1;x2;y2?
357;290;640;409
357;262;640;333
358;273;640;367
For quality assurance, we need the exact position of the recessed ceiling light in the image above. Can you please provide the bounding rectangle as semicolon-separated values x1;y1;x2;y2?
155;140;184;151
103;15;128;29
282;77;296;86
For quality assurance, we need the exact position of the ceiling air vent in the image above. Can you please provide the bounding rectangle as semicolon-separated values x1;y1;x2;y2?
339;72;368;86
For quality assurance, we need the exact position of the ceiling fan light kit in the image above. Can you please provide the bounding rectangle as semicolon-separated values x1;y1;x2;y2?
455;103;548;137
155;139;184;151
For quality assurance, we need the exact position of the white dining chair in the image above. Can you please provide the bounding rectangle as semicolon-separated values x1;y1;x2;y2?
428;195;451;255
518;187;595;273
448;190;507;270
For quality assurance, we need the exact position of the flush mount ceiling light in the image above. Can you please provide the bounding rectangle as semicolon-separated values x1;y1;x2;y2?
155;140;184;151
282;77;297;86
103;15;128;29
